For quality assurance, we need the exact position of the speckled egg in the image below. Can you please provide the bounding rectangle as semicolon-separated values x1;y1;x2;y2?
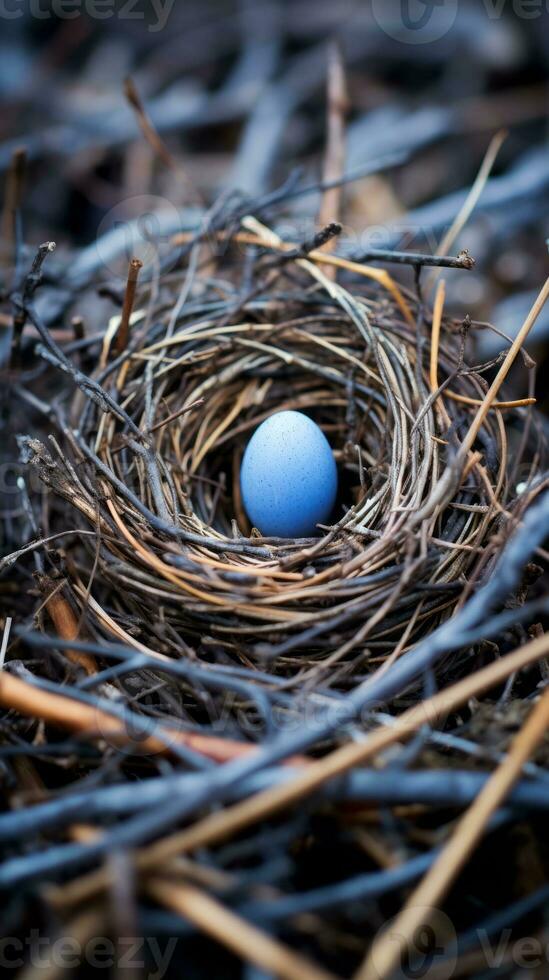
240;410;338;538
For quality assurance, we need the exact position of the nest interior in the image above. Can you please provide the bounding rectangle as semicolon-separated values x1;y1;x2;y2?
22;217;544;694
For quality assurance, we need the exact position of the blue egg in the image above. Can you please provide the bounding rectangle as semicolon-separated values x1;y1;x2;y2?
240;411;338;538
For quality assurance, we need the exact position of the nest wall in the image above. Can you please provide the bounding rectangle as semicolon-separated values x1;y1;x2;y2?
23;228;541;687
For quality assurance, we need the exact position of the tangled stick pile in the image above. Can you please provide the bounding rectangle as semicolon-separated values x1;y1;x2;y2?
2;201;549;979
21;211;546;698
2;9;549;975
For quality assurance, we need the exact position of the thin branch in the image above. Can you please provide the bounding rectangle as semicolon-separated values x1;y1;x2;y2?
114;257;142;356
353;247;475;271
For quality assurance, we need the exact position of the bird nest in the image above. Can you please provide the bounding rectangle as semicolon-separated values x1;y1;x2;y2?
23;216;541;689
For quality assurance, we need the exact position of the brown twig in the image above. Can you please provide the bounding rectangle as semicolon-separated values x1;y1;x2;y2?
124;76;203;205
71;315;85;341
0;669;263;764
113;257;142;356
37;575;97;676
124;77;178;171
147;878;337;980
1;146;26;261
318;42;348;279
